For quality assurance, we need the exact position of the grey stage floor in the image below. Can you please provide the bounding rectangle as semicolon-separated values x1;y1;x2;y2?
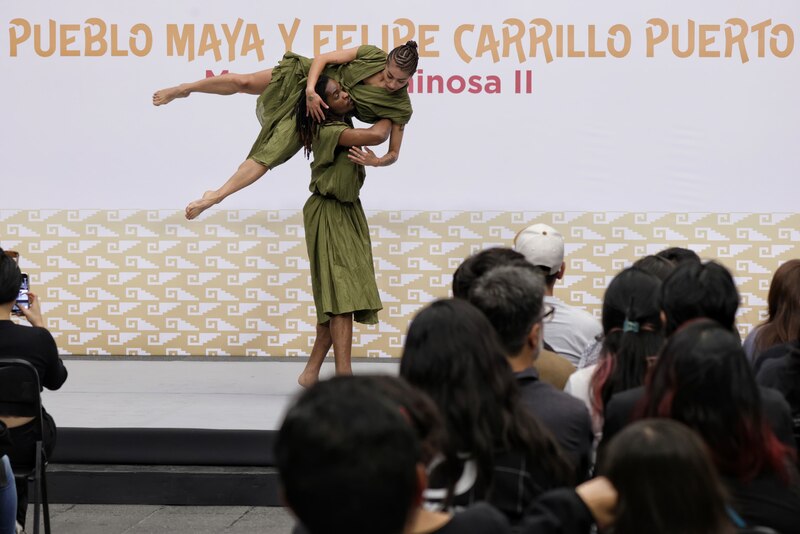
45;359;400;430
26;504;296;534
31;360;397;533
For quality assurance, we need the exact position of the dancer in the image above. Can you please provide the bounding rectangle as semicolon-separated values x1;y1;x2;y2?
293;75;389;387
152;43;418;219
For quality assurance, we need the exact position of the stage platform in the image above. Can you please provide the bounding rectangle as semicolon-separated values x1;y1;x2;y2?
39;358;400;506
46;358;400;430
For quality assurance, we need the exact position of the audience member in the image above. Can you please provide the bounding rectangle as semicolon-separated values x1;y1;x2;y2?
600;419;768;534
633;321;800;532
452;247;575;389
513;224;602;365
660;260;739;336
744;259;800;370
655;246;701;265
468;265;593;480
756;344;800;447
0;421;15;534
631;254;676;281
0;248;68;529
400;299;573;525
565;267;664;444
577;256;675;369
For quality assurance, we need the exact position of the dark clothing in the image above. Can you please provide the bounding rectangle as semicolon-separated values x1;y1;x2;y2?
293;492;596;534
724;471;800;534
601;386;797;451
436;502;511;533
425;448;563;527
754;340;800;375
0;320;67;526
0;320;68;391
757;342;800;413
515;368;593;480
519;488;595;534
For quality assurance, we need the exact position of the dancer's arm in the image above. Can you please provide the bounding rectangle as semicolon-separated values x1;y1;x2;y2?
348;122;404;167
305;47;360;121
337;119;392;148
185;159;268;220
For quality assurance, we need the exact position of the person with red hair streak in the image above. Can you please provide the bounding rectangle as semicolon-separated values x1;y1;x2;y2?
637;320;800;533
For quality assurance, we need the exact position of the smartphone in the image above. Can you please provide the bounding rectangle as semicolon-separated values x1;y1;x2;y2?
11;273;29;316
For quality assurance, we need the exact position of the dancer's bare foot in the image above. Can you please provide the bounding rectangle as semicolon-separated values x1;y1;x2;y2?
153;85;188;106
297;371;319;389
185;191;219;220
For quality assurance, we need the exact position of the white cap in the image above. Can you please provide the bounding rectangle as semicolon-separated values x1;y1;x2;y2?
513;224;564;275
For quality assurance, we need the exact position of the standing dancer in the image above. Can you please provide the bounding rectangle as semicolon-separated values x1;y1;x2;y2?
293;75;389;386
152;43;419;219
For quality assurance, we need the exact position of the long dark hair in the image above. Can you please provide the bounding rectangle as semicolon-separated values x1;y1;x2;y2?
640;319;794;482
295;75;332;159
590;267;665;414
755;259;800;354
599;419;735;534
400;299;573;503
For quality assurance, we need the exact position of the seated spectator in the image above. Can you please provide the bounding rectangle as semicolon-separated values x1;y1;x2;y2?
600;419;774;534
468;265;593;480
0;248;68;529
0;421;16;534
756;342;800;447
577;256;674;369
636;321;800;532
632;254;676;281
655;246;701;265
400;299;574;525
452;247;575;389
744;259;800;369
278;375;618;534
513;224;602;366
660;260;739;336
565;267;664;445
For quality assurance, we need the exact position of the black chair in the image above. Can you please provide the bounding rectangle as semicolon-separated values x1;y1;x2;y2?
0;359;50;534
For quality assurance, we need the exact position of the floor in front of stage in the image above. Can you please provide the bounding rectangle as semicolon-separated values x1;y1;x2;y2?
45;359;400;430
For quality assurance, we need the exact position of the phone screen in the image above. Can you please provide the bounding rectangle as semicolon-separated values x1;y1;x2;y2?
12;273;29;315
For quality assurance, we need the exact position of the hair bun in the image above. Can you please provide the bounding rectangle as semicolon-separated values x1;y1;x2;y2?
406;41;418;49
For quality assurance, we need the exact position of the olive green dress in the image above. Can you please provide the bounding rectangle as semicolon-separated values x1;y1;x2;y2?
246;46;413;167
303;120;382;325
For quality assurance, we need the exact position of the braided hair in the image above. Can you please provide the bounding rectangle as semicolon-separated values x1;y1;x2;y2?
387;40;419;74
295;75;332;159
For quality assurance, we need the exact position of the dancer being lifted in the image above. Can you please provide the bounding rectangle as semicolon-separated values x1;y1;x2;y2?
152;42;419;219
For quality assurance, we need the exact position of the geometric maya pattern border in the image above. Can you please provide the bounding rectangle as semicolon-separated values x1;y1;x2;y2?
2;210;798;358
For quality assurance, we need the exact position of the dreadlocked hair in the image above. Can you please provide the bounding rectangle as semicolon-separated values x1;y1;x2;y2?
387;41;419;74
295;75;332;159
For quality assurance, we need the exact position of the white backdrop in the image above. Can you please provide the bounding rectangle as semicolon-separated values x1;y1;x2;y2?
2;0;799;213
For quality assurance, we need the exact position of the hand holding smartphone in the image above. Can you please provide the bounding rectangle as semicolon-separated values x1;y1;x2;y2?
11;273;29;316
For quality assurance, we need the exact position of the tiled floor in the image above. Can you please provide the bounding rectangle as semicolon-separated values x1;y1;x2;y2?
25;504;296;534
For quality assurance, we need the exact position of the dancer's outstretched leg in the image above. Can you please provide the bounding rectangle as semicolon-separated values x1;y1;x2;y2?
153;69;273;106
185;159;268;220
330;314;354;376
298;323;333;388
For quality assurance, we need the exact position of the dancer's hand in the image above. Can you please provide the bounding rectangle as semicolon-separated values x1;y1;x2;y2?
185;191;219;220
348;147;379;167
306;91;328;122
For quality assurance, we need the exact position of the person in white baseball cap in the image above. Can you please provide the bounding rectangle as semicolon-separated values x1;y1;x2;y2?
514;224;601;366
